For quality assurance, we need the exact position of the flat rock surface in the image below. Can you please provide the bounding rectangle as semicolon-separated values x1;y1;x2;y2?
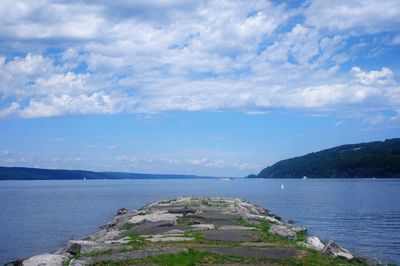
201;247;301;259
203;229;264;242
127;220;180;235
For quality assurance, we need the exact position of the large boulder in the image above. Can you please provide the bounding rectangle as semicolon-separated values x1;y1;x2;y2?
22;254;67;266
322;241;353;260
306;236;324;251
117;208;128;215
66;241;81;255
268;225;297;240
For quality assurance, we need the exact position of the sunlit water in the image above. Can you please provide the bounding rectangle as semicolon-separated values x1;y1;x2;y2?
0;179;399;264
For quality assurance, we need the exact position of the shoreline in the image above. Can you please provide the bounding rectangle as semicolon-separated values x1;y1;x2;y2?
5;196;386;266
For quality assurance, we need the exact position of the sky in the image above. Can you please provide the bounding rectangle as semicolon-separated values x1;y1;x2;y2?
0;0;400;177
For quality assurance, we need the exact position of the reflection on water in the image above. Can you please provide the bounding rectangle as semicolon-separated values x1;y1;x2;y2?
0;178;399;264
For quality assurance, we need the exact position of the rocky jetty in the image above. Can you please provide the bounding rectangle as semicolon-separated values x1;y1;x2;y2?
5;196;384;266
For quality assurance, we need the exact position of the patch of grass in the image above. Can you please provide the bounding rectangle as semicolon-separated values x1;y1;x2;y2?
296;229;307;242
237;218;270;232
237;219;295;245
82;249;115;257
90;248;261;266
63;257;72;266
89;247;367;266
183;231;204;243
120;222;136;230
78;247;131;258
176;217;196;226
201;199;212;207
125;232;147;250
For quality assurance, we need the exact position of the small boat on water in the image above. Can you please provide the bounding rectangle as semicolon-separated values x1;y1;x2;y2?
280;184;285;189
303;176;308;180
217;177;234;181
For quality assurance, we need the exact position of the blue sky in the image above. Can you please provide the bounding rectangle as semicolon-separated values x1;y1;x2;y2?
0;0;399;176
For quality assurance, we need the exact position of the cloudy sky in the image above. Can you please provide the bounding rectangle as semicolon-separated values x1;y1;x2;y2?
0;0;399;176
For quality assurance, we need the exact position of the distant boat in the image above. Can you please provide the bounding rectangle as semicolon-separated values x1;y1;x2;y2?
280;184;285;189
83;178;87;181
217;177;233;181
303;176;308;180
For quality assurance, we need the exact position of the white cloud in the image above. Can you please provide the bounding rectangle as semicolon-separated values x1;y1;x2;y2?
19;92;124;118
0;102;19;117
351;66;395;85
0;0;398;119
304;0;400;33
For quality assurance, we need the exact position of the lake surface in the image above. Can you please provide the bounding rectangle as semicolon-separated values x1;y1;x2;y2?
0;179;399;264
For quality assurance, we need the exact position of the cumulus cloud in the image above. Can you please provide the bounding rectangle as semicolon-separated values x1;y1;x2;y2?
351;66;395;86
0;0;398;118
304;0;400;33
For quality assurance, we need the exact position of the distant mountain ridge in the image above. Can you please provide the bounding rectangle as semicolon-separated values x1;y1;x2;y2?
250;138;400;179
0;166;215;180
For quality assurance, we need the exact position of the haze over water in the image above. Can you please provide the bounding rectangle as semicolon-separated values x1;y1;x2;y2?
1;178;399;265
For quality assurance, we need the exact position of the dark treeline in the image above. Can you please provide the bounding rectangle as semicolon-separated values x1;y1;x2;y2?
250;138;400;178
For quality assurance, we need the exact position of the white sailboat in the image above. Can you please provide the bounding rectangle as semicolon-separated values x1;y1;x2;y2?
280;184;285;189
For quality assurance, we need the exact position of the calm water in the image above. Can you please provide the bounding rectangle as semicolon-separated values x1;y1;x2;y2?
0;179;399;264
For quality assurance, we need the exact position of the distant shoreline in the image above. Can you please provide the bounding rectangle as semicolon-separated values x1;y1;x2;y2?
0;166;220;181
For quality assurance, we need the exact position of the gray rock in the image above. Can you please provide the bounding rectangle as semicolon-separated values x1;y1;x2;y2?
164;229;185;234
66;240;123;254
203;229;263;242
66;241;81;255
296;241;313;249
306;236;324;251
22;254;67;266
167;207;196;215
200;247;300;259
127;220;177;235
218;225;259;231
190;224;215;231
356;256;384;266
322;241;353;260
268;224;297;240
117;208;128;215
290;226;306;233
148;236;194;242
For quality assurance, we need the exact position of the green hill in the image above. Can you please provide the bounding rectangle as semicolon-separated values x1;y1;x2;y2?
252;138;400;178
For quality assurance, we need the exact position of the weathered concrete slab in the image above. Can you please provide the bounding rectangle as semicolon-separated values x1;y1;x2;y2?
128;211;182;224
126;220;183;235
203;229;263;242
218;225;260;231
199;210;242;220
201;247;300;259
